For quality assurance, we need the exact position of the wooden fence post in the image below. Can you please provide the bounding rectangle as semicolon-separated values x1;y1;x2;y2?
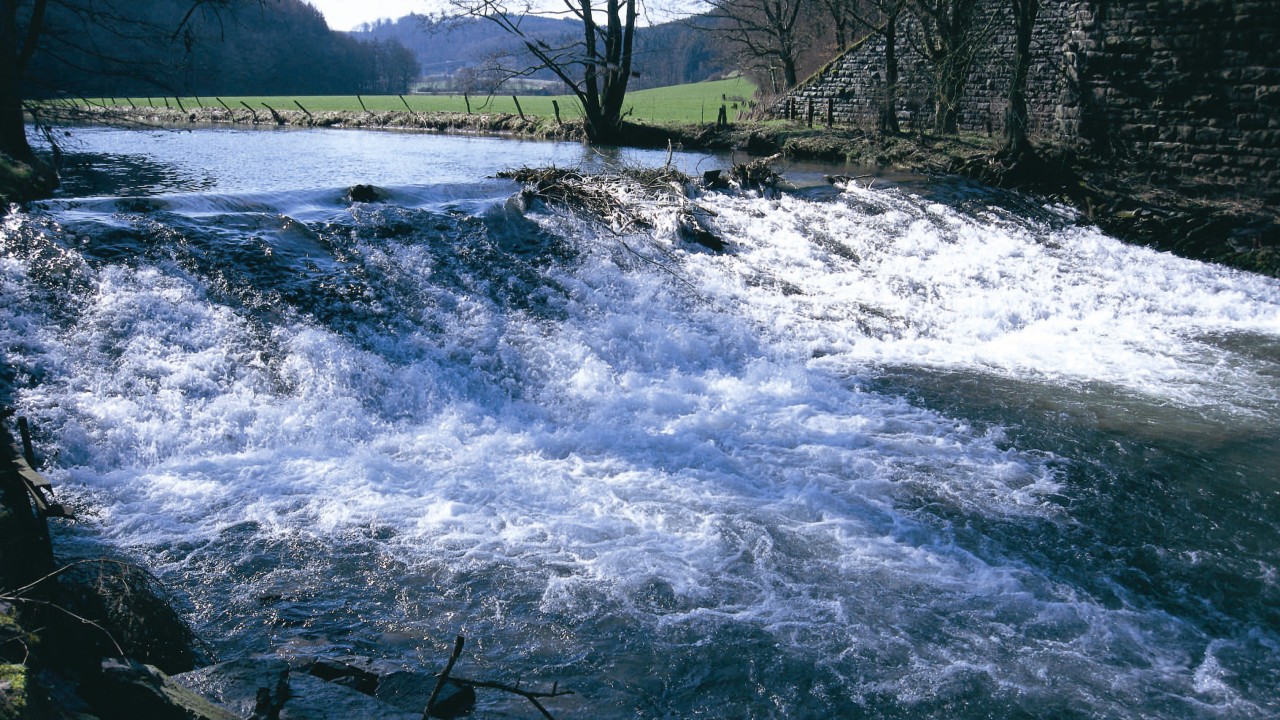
261;103;285;125
512;95;525;119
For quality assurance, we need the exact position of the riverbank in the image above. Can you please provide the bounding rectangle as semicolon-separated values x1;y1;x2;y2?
9;104;1279;277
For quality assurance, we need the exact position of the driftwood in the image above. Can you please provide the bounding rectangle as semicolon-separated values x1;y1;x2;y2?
498;165;727;287
730;153;784;191
425;635;572;720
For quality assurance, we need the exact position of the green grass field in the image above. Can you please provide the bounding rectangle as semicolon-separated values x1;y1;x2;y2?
77;76;757;126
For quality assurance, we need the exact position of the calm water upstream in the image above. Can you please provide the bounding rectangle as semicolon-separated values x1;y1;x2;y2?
2;125;1279;718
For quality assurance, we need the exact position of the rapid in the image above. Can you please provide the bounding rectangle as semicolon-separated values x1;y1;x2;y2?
2;126;1278;718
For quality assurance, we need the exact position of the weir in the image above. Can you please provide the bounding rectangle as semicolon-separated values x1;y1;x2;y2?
2;126;1278;718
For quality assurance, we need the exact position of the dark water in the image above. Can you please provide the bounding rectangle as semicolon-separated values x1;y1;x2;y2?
2;125;1278;718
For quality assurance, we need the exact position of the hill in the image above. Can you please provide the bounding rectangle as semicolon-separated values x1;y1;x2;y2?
352;14;729;93
23;0;420;98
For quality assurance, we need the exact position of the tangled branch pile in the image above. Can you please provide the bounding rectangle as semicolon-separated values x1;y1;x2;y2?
499;166;725;252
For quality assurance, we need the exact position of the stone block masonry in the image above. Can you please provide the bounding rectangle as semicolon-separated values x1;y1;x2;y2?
775;0;1280;201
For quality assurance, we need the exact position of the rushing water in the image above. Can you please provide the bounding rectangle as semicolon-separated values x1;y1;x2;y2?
3;125;1279;718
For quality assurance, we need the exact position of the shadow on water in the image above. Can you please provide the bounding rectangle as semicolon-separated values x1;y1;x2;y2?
53;150;218;198
865;365;1280;640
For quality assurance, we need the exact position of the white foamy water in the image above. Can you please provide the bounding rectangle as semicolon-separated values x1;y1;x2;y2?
3;127;1278;718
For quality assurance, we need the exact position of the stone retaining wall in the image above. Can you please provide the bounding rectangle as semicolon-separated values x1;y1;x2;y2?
775;0;1280;200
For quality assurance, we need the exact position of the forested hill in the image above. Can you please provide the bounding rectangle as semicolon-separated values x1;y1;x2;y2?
24;0;419;98
353;14;728;91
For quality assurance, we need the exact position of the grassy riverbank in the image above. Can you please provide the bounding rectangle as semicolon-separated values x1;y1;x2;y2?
61;76;757;126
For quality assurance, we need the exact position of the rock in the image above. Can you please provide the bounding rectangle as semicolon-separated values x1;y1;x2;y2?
701;169;729;189
174;658;290;719
374;671;476;718
423;681;476;720
0;152;58;205
304;657;380;696
54;560;205;674
278;673;419;720
82;658;239;720
678;216;726;252
346;184;389;203
1;662;30;720
372;670;434;713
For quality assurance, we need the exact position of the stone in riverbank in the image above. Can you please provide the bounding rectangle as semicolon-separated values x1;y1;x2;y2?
0;154;57;206
82;658;238;720
175;657;438;720
1;428;217;719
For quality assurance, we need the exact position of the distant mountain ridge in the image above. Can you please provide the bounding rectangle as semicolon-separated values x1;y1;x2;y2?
351;13;729;91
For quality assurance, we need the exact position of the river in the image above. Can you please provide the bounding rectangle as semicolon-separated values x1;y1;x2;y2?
2;125;1278;718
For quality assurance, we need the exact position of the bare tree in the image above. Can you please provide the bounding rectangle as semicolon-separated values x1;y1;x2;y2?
1003;0;1038;160
840;0;906;134
814;0;860;52
447;0;638;143
698;0;815;91
905;0;994;134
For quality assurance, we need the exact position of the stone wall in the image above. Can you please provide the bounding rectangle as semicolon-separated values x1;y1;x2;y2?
775;0;1280;200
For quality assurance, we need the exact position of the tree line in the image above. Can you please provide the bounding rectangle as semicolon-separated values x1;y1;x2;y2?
15;0;419;99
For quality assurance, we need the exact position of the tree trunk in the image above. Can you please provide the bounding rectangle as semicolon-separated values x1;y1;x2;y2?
934;79;960;134
1003;0;1038;159
782;55;798;89
879;14;900;134
0;1;35;164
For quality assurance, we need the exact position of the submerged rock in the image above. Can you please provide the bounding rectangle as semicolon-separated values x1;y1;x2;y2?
346;184;389;204
175;658;290;719
678;214;726;252
280;673;419;720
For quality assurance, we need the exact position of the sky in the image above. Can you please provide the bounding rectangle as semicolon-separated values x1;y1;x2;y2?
305;0;695;32
305;0;437;32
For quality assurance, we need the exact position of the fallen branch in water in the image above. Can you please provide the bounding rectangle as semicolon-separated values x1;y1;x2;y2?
498;165;726;290
425;634;573;720
498;165;695;234
446;674;574;720
731;153;784;191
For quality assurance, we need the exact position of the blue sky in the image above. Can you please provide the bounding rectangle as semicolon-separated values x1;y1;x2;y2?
305;1;695;32
306;0;435;31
